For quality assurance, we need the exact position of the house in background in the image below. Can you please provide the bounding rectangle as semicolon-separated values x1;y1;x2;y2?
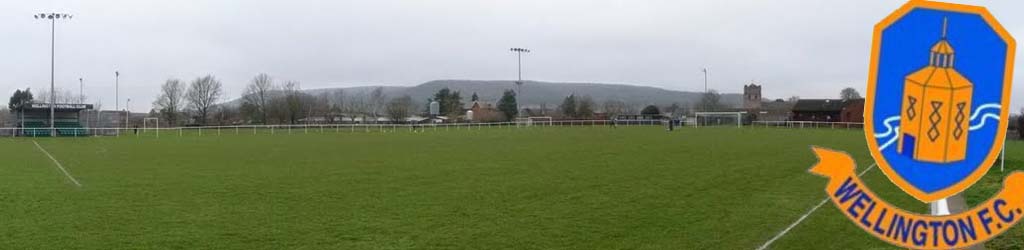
790;99;864;123
465;101;504;122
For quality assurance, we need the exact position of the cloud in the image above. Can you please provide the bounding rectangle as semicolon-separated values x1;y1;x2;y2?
1;0;1022;112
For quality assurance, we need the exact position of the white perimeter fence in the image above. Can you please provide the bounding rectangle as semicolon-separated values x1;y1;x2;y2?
0;120;882;138
0;119;676;138
752;121;864;129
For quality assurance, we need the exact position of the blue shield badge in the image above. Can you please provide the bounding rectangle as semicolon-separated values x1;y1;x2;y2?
865;2;1015;202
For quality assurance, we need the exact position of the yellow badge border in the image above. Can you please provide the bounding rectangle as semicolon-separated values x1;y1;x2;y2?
864;0;1017;203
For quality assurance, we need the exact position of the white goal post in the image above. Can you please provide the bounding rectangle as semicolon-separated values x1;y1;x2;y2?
527;116;553;126
143;117;160;137
693;112;746;128
515;116;554;126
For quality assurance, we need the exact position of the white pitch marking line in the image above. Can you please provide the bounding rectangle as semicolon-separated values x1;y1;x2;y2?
32;140;82;187
755;163;876;250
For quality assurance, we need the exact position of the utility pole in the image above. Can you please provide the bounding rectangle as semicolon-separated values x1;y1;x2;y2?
34;12;73;136
510;47;531;117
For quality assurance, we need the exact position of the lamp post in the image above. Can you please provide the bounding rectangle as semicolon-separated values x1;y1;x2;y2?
510;47;530;117
34;12;73;136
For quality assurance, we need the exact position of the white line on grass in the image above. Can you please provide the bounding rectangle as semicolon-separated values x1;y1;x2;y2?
32;140;82;187
754;163;876;250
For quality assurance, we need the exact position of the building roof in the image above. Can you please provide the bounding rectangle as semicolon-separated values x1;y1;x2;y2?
791;99;863;112
14;102;94;112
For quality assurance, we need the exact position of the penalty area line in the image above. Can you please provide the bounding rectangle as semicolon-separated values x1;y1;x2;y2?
754;163;875;250
32;140;82;187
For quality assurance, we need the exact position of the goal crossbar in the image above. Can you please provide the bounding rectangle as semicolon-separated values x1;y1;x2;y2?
693;112;746;128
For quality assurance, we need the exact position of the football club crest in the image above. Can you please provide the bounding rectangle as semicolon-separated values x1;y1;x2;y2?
808;1;1018;249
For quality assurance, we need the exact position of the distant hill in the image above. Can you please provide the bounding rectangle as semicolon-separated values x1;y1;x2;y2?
228;80;742;109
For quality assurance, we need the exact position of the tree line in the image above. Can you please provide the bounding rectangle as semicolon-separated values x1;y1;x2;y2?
152;73;452;126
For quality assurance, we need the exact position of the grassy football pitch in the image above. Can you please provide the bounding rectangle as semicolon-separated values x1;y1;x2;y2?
2;126;1022;249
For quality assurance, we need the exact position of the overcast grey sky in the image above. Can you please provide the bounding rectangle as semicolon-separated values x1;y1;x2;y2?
2;0;1023;112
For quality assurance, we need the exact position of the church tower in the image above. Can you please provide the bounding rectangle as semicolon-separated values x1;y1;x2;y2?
743;83;762;109
897;17;973;163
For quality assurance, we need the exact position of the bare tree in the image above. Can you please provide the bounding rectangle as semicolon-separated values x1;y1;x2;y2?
698;90;723;112
89;100;103;128
0;107;8;127
310;92;331;123
330;90;347;122
1018;108;1024;139
623;102;641;115
840;87;862;100
385;95;415;123
185;75;223;125
369;87;386;122
243;73;275;124
577;95;595;118
603;99;627;118
347;94;369;123
211;105;240;126
36;88;79;104
153;79;185;126
270;81;312;124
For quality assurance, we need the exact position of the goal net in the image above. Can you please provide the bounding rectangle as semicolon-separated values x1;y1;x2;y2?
143;117;160;136
527;116;553;126
693;112;745;127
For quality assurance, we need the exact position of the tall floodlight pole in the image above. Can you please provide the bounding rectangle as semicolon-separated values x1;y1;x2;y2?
702;67;709;112
126;98;131;131
115;71;120;135
510;47;530;117
115;71;119;111
79;77;83;103
34;12;73;136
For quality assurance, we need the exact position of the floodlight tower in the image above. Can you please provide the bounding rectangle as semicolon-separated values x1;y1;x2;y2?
701;67;709;112
115;71;120;112
34;12;73;136
510;47;530;117
79;77;83;103
126;98;131;130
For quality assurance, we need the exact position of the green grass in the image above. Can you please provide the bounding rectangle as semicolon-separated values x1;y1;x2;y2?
1;126;1020;249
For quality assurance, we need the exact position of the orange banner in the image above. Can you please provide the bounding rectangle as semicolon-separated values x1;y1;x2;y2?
809;147;1024;249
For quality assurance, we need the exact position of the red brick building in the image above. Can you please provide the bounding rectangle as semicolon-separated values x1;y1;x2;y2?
790;99;864;123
